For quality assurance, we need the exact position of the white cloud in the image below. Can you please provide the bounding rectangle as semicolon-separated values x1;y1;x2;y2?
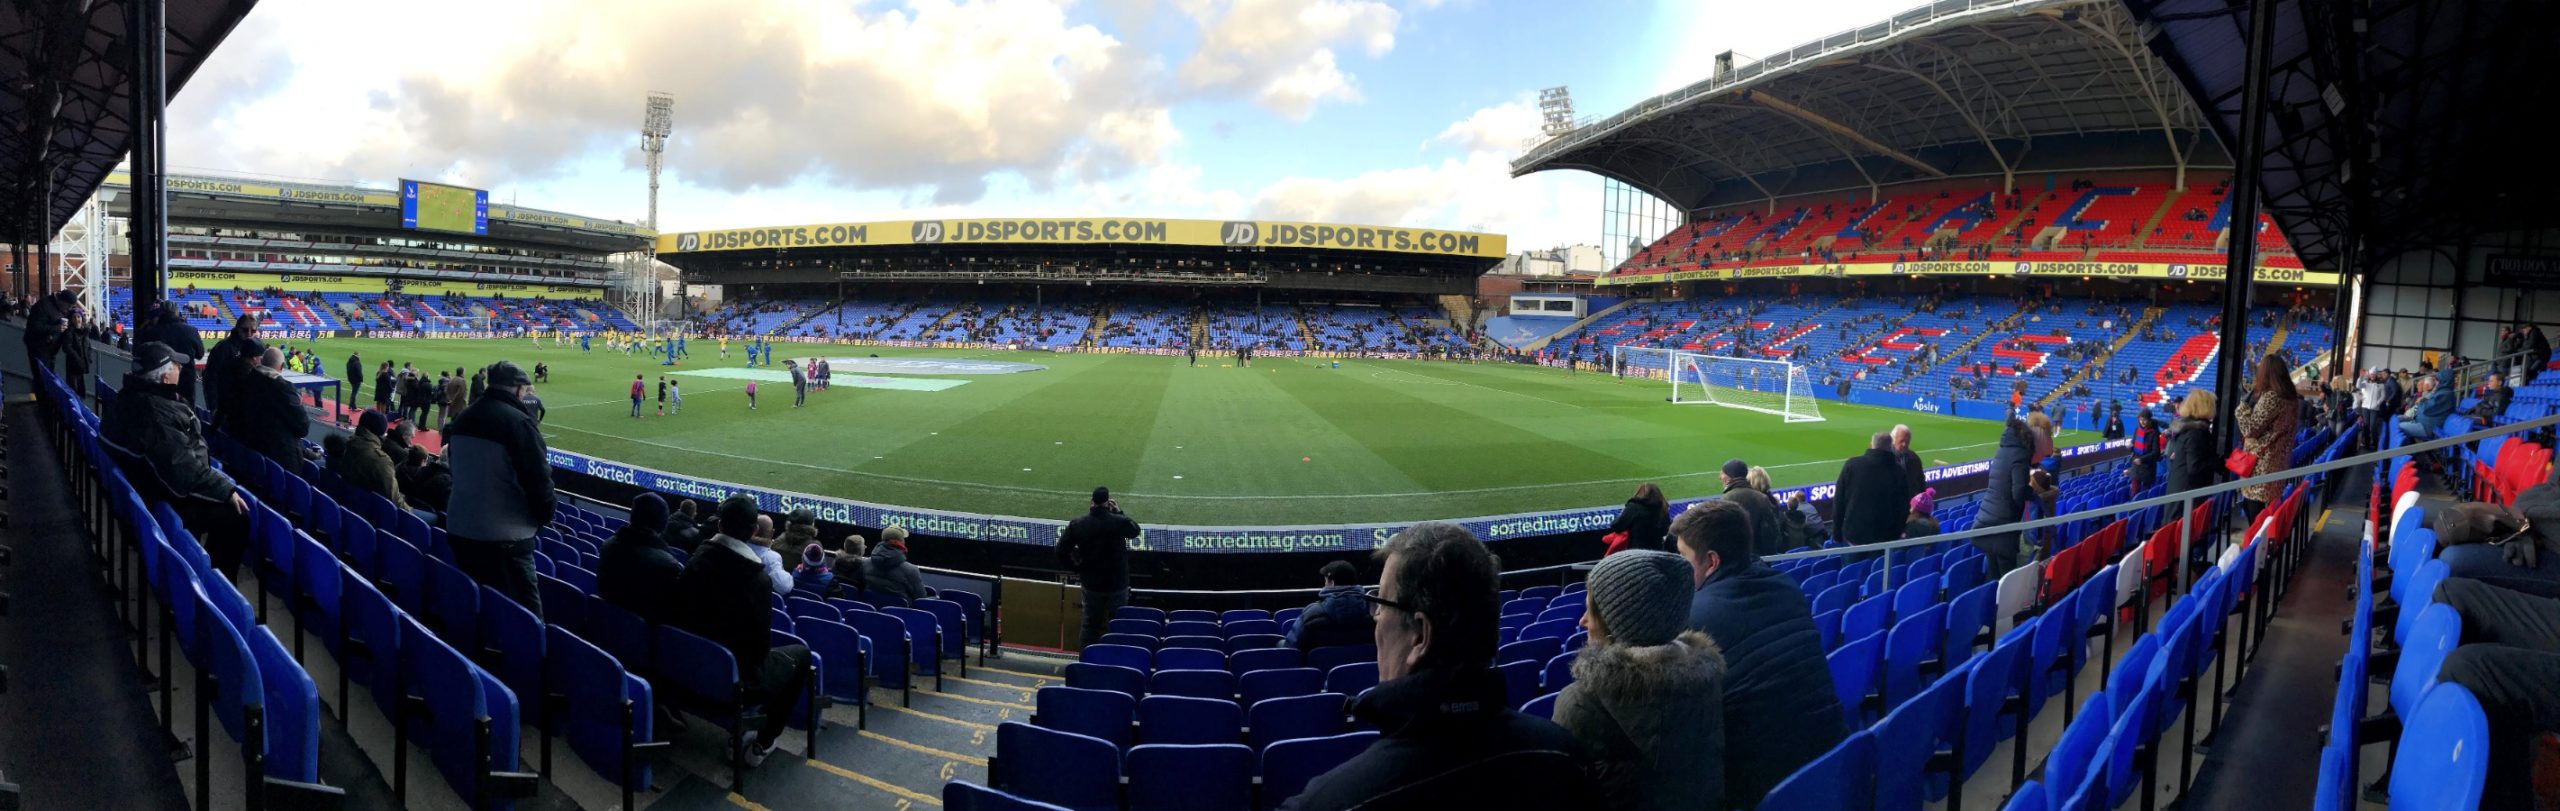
1649;0;1923;94
1174;0;1401;118
1244;97;1598;249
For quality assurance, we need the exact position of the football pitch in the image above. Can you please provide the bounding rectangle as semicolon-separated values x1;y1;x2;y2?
315;337;2039;526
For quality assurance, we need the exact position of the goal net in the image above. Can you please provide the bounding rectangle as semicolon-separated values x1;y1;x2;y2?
1671;352;1825;422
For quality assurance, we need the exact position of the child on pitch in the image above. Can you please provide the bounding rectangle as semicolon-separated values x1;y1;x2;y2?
745;379;758;410
656;375;667;416
668;378;682;414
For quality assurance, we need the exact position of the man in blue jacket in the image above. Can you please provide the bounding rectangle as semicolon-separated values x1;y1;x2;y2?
2400;368;2457;442
1675;499;1845;806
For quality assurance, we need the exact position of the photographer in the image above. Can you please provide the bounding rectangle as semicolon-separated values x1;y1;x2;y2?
1059;486;1141;647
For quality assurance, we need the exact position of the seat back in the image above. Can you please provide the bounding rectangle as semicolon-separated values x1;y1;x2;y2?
651;625;744;729
1258;731;1380;811
1080;643;1153;672
1156;647;1226;673
1305;644;1375;674
544;626;655;792
1872;664;1963;811
1150;669;1238;701
1247;692;1348;752
1063;662;1147;698
2388;604;2464;718
1829;631;1884;730
2391;683;2491;811
1763;730;1877;810
794;617;872;706
1228;647;1302;676
1884;603;1950;709
916;598;971;662
478;585;547;727
1239;667;1323;708
993;722;1122;811
1034;686;1135;749
1127;743;1254;811
841;609;914;689
1322;662;1379;697
1992;560;2044;637
1138;694;1243;745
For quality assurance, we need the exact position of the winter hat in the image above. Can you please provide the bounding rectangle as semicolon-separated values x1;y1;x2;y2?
801;543;826;568
132;341;183;378
629;493;669;534
1910;487;1937;516
787;508;817;528
1721;459;1750;480
484;361;532;389
1585;550;1694;648
356;409;389;437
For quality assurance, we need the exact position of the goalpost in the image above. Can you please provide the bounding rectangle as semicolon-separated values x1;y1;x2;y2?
1615;345;1824;422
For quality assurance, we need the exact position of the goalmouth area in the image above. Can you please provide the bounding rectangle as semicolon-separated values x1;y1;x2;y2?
316;337;2084;528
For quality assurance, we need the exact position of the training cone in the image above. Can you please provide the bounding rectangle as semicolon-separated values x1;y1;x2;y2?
1302;456;1311;462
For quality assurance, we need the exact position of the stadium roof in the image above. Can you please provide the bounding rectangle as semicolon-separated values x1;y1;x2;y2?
1512;0;2208;212
97;170;656;253
2127;0;2560;274
1;0;257;243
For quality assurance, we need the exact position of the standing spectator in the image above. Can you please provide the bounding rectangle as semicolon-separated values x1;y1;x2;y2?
1284;560;1375;654
331;410;407;508
2130;409;2164;494
1904;489;1941;539
1604;483;1671;554
2102;400;2126;440
205;314;265;422
108;342;250;579
1831;432;1913;546
444;360;554;617
441;368;466;430
223;348;313;468
21;288;73;372
429;371;451;426
599;493;681;624
1673;500;1843;806
1973;416;2042;578
1555;550;1726;811
1284;523;1596;811
343;349;364;409
373;361;396;413
469;366;486;405
145;301;208;407
1717;460;1783;557
2235;355;2301;521
673;495;813;768
2165;391;2222;494
789;359;808;408
859;525;927;604
1891;424;1927;496
2356;369;2389;451
1059;487;1140;647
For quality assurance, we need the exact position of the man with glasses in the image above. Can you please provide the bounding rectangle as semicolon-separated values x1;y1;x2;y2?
1285;522;1596;810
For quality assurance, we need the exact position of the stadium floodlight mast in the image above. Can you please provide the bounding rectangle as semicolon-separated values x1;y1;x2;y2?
1611;345;1826;423
636;92;675;323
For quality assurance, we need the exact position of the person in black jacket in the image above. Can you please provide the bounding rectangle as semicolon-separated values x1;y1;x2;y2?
1605;482;1671;553
373;362;396;413
661;499;706;555
444;360;554;617
396;446;453;512
221;347;314;468
673;495;813;768
1284;522;1597;810
1284;560;1375;653
143;301;209;407
2164;391;2221;495
1973;417;2041;576
2130;408;2164;494
108;342;251;579
1830;433;1912;546
1891;424;1927;497
343;350;364;408
1058;486;1140;647
599;493;682;624
20;288;73;372
1716;460;1784;557
1674;500;1844;806
204;314;264;419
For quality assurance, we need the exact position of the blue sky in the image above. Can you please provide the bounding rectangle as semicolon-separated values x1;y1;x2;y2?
166;0;1918;249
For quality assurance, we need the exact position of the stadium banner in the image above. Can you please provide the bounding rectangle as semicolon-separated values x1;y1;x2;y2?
659;217;1507;259
1594;259;2340;287
169;268;393;294
489;205;653;237
103;171;651;238
547;436;2132;556
1845;388;1951;416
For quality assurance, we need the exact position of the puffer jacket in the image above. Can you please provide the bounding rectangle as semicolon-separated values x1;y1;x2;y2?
1553;631;1727;811
107;374;235;503
1287;585;1375;653
860;545;928;604
2165;417;2220;494
1683;560;1844;805
1973;419;2037;555
2236;391;2299;503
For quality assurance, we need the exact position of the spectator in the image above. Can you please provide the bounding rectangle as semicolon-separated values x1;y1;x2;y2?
830;533;870;592
598;493;681;624
372;361;395;413
629;374;645;418
751;515;793;597
2471;372;2513;422
2401;368;2456;444
223;347;313;469
397;446;453;512
1059;487;1140;647
1831;432;1913;546
2165;391;2222;494
343;349;363;409
1891;424;1926;496
441;368;466;430
860;525;928;604
20;289;71;372
1717;460;1783;558
1554;550;1727;811
332;410;407;508
141;301;205;406
793;543;834;595
1605;483;1672;554
108;342;250;579
445;360;554;617
1284;522;1596;810
1776;491;1825;550
384;420;416;461
2130;408;2164;494
204;314;264;418
2423;578;2560;808
1285;560;1376;653
662;499;705;555
1673;500;1845;805
2235;355;2301;521
2102;400;2126;440
673;495;814;768
1905;488;1941;539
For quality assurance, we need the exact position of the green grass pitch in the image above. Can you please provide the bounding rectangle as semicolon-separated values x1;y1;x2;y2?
310;337;2041;526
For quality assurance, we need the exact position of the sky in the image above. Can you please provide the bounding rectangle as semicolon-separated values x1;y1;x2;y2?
167;0;1920;251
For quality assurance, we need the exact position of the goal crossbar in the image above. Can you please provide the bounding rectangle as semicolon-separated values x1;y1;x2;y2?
1614;346;1824;423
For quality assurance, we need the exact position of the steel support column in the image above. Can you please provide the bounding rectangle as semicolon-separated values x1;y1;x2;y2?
2213;0;2277;455
126;0;169;332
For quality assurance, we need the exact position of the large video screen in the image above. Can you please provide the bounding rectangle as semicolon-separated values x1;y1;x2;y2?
402;179;488;235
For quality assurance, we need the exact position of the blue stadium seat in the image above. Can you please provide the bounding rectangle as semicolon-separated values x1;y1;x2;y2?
1844;593;1892;647
1168;610;1219;625
1815;609;1846;652
2389;604;2463;719
1221;609;1273;625
1306;644;1375;674
1114;606;1167;623
1541;651;1578;693
1097;632;1159;650
786;595;842;626
1156;647;1226;673
1223;619;1282;638
1167;620;1222;638
945;780;1072;811
793;617;872;724
544;626;665;811
1497;637;1562;667
376;531;428;615
1127;743;1254;811
1247;692;1349;752
1228;647;1302;676
340;569;406;720
1518;585;1562;604
2003;780;2044;811
1884;602;1949;709
2393;559;2451;646
399;615;534;808
1891;580;1937;622
883;606;947;691
1533;603;1583;625
1871;659;1963;811
1258;731;1379;811
1521;618;1577;642
1226;634;1286;654
1813;582;1856;618
1063;662;1147;699
1497;659;1541;707
917;597;972;675
1109;618;1166;637
1151;669;1238;701
654;625;804;790
1830;631;1884;729
1138;694;1243;745
1942;582;1997;672
1764;729;1876;810
1081;643;1153;671
477;585;547;749
2391;682;2490;811
1240;667;1323;708
1034;686;1135;750
2042;692;2114;811
2024;590;2081;721
842;609;915;705
1500;597;1547;618
1520;691;1559;720
1323;662;1379;697
992;722;1121;811
537;574;588;636
1164;634;1225;651
1961;627;2030;782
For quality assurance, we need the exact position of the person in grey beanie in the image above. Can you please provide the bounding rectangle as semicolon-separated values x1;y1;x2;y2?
1553;550;1727;811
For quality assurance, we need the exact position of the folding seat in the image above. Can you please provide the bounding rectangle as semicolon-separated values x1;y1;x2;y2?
1139;694;1244;745
1097;632;1159;650
2040;692;2113;811
545;626;666;811
1151;669;1238;701
1497;636;1563;667
1034;686;1135;749
1993;560;2043;637
1220;609;1273;625
1520;691;1559;720
1323;662;1379;697
1497;659;1541;707
1499;597;1547;618
2394;559;2451;646
2392;683;2491;811
942;589;991;658
2076;566;2120;677
787;595;843;626
1960;628;2030;784
1167;620;1223;638
2023;590;2083;725
340;569;406;720
1107;617;1164;638
1500;612;1535;635
991;722;1122;811
400;615;535;807
1814;609;1846;652
1843;593;1892;647
1763;729;1876;810
1114;605;1167;623
293;532;348;664
1305;644;1374;674
1228;647;1301;676
841;608;916;705
1942;581;1997;672
1168;610;1219;624
1258;731;1379;811
1222;619;1282;638
1242;691;1347;754
1063;662;1146;699
1883;602;1949;710
1239;667;1322;708
477;584;547;745
2388;604;2463;719
421;556;483;652
377;531;429;615
2004;780;2044;811
1518;584;1562;604
1799;569;1841;597
554;560;598;595
1892;579;1937;620
1226;634;1287;654
1155;647;1226;673
1534;603;1583;625
1541;651;1578;693
1872;661;1963;811
1830;631;1884;730
1521;618;1578;642
1127;743;1255;811
792;616;871;726
1163;634;1226;651
944;780;1072;810
1273;607;1303;627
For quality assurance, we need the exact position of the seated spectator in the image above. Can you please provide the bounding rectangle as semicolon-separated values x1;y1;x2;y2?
2425;577;2560;808
109;342;250;579
1674;500;1845;806
829;533;869;594
1284;522;1597;810
332;410;407;508
2471;372;2513;422
1286;560;1376;653
2400;369;2456;443
859;525;928;604
792;544;834;595
598;494;681;624
398;446;453;512
662;499;705;555
1554;550;1727;810
673;495;814;767
750;514;792;597
1718;460;1781;557
221;347;314;468
1905;488;1941;539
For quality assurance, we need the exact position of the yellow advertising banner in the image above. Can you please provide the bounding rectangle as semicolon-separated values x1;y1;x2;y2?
398;280;600;299
658;217;1507;259
1594;259;2339;287
488;206;653;238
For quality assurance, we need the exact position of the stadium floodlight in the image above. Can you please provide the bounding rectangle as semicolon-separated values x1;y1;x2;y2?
1539;86;1577;136
1612;345;1825;423
642;92;674;233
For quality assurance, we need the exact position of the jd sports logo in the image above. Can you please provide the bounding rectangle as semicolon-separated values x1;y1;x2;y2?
2167;264;2190;279
2014;262;2033;275
1220;222;1259;246
676;233;700;251
911;221;945;243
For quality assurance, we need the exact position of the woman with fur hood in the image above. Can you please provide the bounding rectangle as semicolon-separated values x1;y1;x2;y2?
1553;550;1728;811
